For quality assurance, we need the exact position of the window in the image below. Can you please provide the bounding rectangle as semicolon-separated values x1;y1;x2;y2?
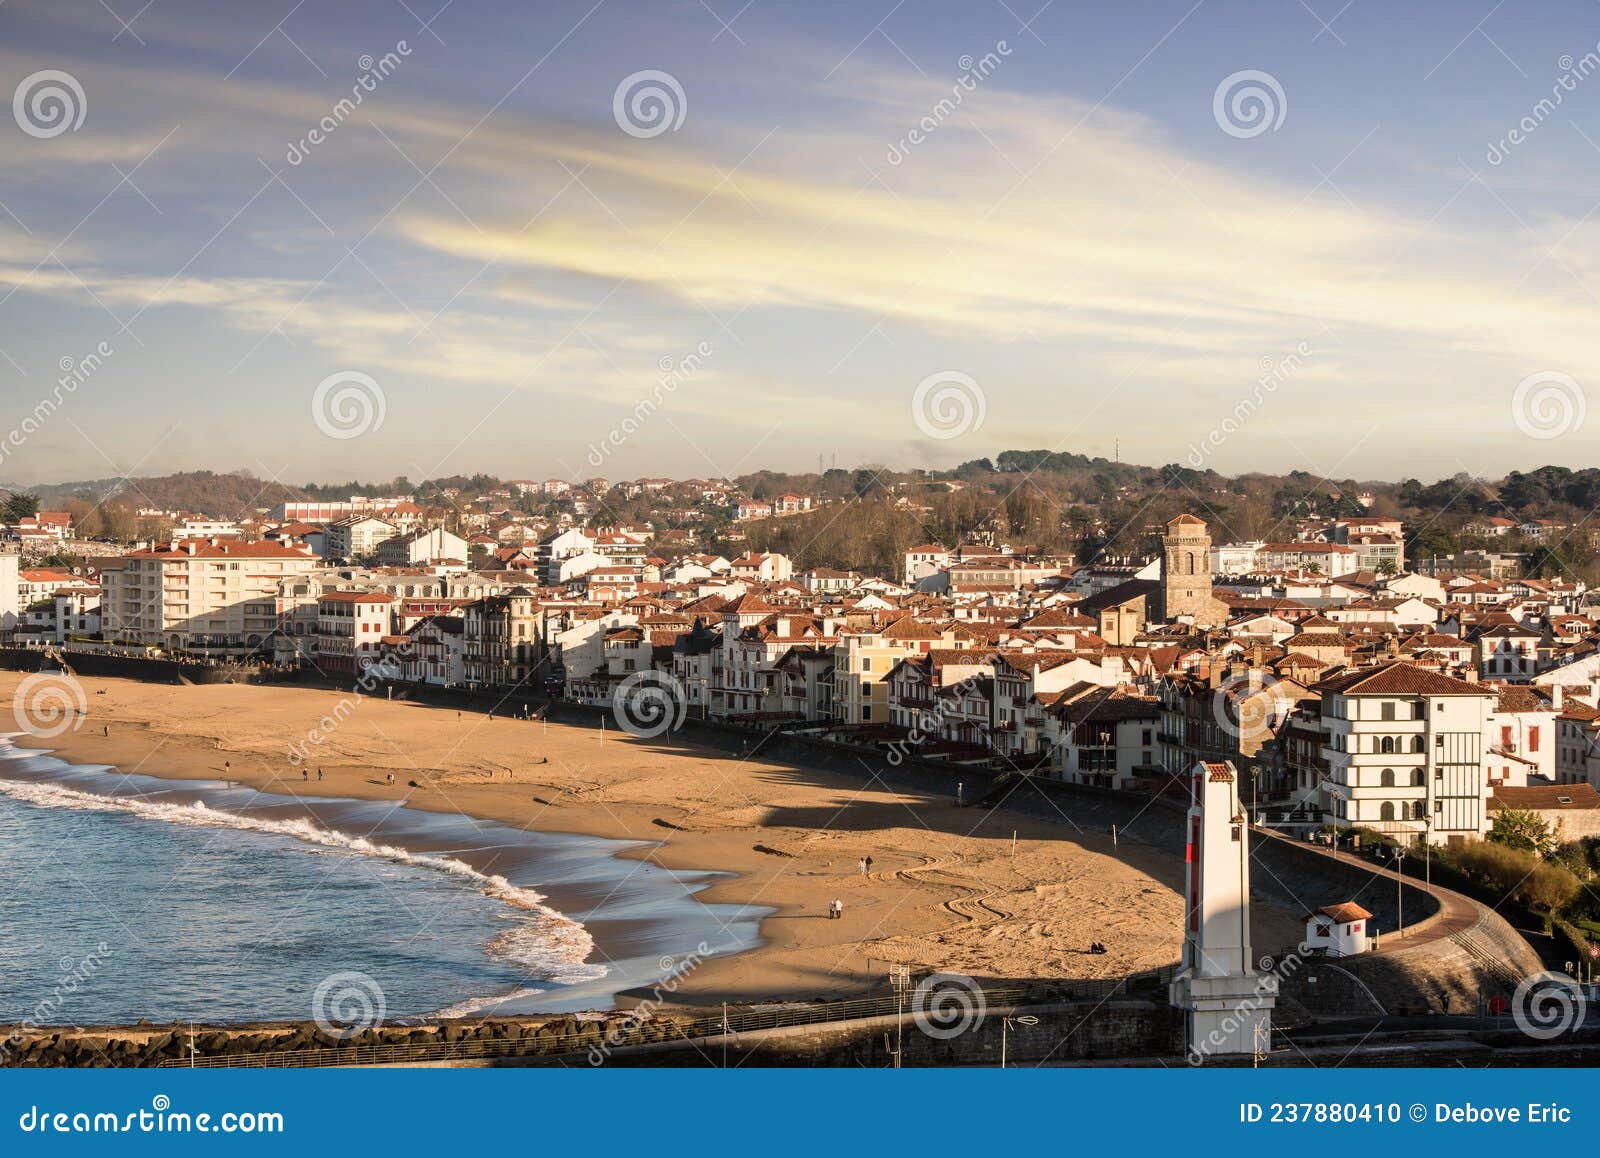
1529;727;1540;753
1413;769;1426;787
1413;736;1426;753
1380;736;1396;754
1380;802;1395;821
1381;702;1396;721
1380;768;1395;787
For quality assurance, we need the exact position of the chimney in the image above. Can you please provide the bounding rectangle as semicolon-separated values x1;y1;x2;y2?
1552;683;1564;711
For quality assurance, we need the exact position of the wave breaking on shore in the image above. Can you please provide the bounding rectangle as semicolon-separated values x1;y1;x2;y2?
0;754;606;987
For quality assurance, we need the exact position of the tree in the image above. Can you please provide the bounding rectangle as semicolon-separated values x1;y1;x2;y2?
1487;808;1556;856
2;491;40;523
1550;842;1592;883
1408;523;1458;561
1518;863;1580;928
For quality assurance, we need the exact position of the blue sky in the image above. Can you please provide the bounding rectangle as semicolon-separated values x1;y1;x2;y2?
2;0;1599;487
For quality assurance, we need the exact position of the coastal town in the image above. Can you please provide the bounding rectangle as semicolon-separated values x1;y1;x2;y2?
7;0;1600;1123
4;463;1600;857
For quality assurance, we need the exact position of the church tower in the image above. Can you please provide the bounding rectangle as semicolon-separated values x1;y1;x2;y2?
1160;514;1226;626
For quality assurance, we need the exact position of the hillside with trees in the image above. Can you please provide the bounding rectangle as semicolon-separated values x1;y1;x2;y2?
6;454;1599;582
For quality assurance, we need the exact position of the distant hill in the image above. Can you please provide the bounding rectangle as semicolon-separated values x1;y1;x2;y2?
23;471;311;518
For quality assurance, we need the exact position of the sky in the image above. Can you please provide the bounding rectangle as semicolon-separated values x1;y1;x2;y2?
1;0;1599;488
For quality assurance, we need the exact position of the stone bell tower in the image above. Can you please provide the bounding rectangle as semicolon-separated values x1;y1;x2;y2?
1170;760;1275;1061
1160;514;1226;626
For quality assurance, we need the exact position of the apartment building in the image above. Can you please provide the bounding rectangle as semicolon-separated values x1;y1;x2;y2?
717;606;835;720
314;592;395;677
1315;662;1498;845
1555;692;1600;787
1255;542;1358;574
776;646;836;720
324;515;398;561
102;539;319;652
176;517;241;539
375;526;468;566
270;497;414;522
536;528;593;584
833;617;955;725
903;544;952;585
462;588;541;687
1486;685;1558;787
1046;686;1162;788
18;588;101;643
404;615;466;686
18;567;97;603
730;552;793;582
1473;619;1541;682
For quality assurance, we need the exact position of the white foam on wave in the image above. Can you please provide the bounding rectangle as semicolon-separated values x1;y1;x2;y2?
0;770;607;986
427;985;550;1020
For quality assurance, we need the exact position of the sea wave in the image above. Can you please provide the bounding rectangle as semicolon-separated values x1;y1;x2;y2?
427;985;549;1020
0;769;607;986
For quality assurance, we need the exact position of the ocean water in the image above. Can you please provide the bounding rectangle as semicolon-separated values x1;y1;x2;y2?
0;740;766;1027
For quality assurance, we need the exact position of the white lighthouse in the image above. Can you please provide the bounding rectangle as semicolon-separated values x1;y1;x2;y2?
1169;760;1275;1061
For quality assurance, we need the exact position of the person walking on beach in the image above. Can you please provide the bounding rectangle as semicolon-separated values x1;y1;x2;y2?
301;769;308;781
317;768;323;781
831;898;843;920
865;855;874;874
859;857;868;876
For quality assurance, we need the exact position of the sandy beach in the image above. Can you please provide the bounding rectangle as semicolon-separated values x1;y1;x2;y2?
0;671;1303;1009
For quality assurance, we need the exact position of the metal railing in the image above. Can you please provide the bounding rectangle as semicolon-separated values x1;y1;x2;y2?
1449;930;1520;990
160;970;1175;1068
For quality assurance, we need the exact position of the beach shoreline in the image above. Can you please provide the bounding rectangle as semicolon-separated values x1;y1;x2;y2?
0;672;1295;1011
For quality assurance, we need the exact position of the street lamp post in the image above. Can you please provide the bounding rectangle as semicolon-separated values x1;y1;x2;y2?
1422;818;1432;893
1392;846;1407;937
888;965;910;1068
1001;1015;1039;1069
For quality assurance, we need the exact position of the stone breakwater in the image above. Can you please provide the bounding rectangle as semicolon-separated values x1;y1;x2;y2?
1;1015;704;1068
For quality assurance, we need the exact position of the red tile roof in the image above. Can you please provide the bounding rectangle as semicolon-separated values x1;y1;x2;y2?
128;539;315;560
1314;661;1489;698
